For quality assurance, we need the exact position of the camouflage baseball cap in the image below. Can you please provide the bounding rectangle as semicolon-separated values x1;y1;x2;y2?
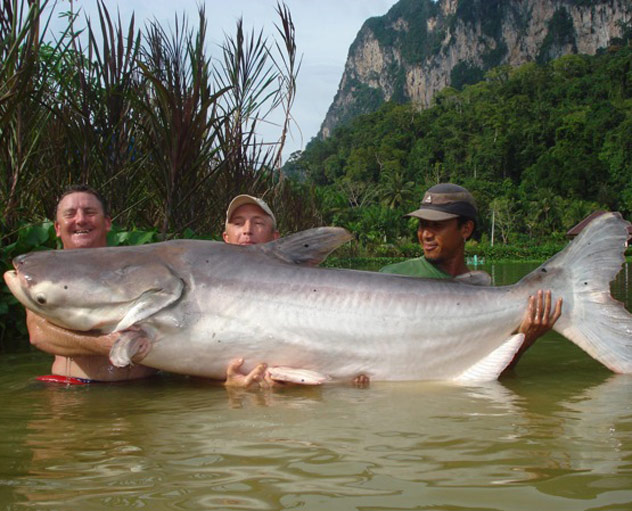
405;183;477;222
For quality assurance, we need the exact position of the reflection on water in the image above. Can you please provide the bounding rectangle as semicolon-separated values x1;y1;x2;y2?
1;263;631;510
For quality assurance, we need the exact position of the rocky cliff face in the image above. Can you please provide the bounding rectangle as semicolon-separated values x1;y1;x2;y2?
320;0;631;138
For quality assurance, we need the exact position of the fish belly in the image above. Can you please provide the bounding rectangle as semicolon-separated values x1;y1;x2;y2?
143;272;525;381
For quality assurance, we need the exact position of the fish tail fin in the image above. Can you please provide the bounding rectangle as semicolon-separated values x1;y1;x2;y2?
521;212;632;373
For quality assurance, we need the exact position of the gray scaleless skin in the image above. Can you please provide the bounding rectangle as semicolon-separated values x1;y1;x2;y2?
5;215;632;383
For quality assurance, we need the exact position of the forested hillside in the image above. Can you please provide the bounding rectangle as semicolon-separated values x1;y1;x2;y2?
287;45;632;253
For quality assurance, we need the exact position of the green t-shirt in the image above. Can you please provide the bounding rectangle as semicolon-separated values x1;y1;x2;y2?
379;257;452;279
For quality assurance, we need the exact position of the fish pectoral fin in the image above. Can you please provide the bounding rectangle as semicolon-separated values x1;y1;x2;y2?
267;366;331;385
113;278;185;332
259;227;353;266
454;334;525;382
109;329;152;368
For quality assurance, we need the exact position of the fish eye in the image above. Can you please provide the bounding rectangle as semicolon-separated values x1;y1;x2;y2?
36;294;47;305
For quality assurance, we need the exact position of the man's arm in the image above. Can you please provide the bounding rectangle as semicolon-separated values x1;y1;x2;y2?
504;290;563;372
27;310;117;356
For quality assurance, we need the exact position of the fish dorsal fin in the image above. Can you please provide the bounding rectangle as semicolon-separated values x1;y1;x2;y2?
455;271;492;286
259;227;353;266
454;334;524;382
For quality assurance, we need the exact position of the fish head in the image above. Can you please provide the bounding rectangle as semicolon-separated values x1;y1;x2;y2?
4;247;184;332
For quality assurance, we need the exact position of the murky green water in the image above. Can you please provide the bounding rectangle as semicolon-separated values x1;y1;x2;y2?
1;262;631;511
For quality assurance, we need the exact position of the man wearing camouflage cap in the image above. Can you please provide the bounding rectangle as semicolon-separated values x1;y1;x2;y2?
381;183;562;371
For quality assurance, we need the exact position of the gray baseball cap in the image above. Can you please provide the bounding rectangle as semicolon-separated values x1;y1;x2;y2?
406;183;477;222
225;194;277;228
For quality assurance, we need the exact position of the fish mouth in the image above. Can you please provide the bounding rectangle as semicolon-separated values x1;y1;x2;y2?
3;269;30;307
9;261;34;287
4;263;44;314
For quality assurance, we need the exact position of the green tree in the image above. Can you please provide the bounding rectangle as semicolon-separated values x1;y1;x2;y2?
377;165;415;210
489;197;516;244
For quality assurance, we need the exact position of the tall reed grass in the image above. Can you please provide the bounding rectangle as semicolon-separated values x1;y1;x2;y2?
0;0;319;243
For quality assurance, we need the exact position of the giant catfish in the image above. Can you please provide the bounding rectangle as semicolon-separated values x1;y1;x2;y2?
4;212;632;382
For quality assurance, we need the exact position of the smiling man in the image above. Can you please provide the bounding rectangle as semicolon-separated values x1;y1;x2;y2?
27;190;281;387
26;185;155;384
54;186;112;249
380;183;563;371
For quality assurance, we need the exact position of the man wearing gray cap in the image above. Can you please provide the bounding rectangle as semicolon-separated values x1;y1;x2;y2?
222;194;370;387
223;194;279;246
222;194;282;387
381;183;562;371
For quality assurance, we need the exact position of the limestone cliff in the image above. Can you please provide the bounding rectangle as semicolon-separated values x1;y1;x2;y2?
320;0;632;138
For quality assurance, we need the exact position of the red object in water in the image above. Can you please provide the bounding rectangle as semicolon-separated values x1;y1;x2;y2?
36;374;96;385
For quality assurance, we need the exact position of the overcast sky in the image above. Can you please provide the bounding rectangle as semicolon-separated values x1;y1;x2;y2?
49;1;399;162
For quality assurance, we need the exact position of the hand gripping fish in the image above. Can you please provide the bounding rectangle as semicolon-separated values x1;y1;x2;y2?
4;213;632;382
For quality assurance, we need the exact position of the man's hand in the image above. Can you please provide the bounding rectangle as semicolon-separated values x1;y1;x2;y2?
519;289;563;343
123;327;153;364
353;374;370;387
224;359;368;388
130;336;152;363
224;358;275;389
505;289;562;371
